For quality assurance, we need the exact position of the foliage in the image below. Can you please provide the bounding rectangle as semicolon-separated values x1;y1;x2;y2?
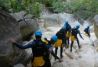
0;0;42;18
64;0;98;19
52;1;66;13
29;2;42;18
0;0;10;11
0;0;98;19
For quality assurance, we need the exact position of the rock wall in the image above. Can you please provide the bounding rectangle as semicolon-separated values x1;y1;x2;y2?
19;19;39;41
0;10;28;67
94;15;98;38
11;11;39;41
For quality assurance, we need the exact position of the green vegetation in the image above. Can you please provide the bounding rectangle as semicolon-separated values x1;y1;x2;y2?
64;0;98;19
52;1;66;13
0;0;98;19
0;0;42;18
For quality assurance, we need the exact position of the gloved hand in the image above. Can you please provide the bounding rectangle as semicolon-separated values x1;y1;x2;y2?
9;38;17;44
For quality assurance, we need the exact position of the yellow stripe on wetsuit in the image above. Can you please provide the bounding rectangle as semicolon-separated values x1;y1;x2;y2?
32;38;48;44
41;38;48;44
66;31;70;38
32;56;45;67
54;39;62;47
70;35;76;41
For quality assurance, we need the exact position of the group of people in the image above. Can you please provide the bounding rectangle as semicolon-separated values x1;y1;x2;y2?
11;21;91;67
54;21;90;59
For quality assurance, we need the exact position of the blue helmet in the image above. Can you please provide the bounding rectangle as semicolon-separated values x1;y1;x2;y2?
35;31;42;36
63;21;68;29
51;35;58;42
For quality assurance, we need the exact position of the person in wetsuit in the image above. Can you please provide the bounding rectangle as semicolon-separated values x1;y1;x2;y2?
55;21;71;59
63;21;71;47
84;26;90;38
70;25;83;52
11;31;61;67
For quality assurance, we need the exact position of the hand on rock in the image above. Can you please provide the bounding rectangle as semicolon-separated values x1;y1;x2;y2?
9;38;17;44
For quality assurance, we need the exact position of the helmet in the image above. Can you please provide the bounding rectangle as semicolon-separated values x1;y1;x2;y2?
35;31;42;36
63;21;68;29
51;35;58;42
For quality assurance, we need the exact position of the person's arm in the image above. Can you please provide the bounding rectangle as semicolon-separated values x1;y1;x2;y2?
51;50;60;59
78;30;84;39
13;41;34;49
50;48;62;62
47;45;60;59
45;43;62;62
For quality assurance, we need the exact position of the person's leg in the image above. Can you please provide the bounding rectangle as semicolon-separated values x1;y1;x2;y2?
88;32;90;38
70;41;74;52
55;47;58;55
76;37;81;49
60;46;63;58
63;38;67;48
55;47;58;60
43;63;51;67
68;37;70;45
66;37;69;48
43;60;51;67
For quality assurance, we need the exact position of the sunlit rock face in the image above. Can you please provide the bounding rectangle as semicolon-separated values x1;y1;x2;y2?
10;11;39;41
0;10;28;67
41;14;62;27
19;19;39;41
94;15;98;38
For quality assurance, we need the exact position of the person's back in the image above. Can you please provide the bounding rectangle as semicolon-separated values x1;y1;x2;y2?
32;39;50;67
70;25;83;52
56;28;66;39
66;22;71;31
11;31;51;67
71;28;79;38
56;21;71;39
32;40;48;57
11;31;62;67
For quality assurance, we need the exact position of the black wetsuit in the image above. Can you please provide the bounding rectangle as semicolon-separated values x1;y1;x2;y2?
14;39;59;67
70;28;83;52
56;28;66;58
84;26;90;37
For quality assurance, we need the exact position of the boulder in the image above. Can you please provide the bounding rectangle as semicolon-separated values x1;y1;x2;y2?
94;15;98;38
41;14;63;27
19;19;39;41
0;10;29;67
14;64;25;67
10;11;26;21
11;11;39;41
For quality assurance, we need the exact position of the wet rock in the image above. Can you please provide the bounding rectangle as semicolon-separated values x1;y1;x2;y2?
10;11;39;41
0;10;29;67
94;15;98;38
19;19;39;41
14;64;25;67
41;13;66;27
10;11;26;21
